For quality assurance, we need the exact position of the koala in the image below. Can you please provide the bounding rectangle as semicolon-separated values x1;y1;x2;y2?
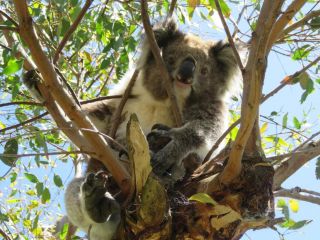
24;20;243;239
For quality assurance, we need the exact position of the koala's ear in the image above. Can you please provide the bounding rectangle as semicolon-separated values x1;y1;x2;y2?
153;19;182;48
210;41;247;71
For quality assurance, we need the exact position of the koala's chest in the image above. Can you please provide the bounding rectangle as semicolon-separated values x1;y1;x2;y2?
115;97;175;140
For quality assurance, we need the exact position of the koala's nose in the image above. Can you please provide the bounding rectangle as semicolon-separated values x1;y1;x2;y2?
178;57;196;83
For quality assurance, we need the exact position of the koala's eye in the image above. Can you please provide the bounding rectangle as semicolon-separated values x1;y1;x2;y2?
167;56;175;65
200;67;209;76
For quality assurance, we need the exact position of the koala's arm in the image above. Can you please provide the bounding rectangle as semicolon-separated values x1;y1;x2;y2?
149;101;226;181
65;172;120;239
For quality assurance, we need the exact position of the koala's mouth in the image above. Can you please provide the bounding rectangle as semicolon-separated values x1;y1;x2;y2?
175;76;193;88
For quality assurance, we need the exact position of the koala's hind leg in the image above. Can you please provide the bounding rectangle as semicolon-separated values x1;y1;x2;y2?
65;173;120;239
81;171;120;223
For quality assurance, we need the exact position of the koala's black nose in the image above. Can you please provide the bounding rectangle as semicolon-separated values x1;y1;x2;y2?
178;57;196;83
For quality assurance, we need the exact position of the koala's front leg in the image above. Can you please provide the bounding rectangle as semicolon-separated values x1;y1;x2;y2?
147;123;203;182
81;171;120;223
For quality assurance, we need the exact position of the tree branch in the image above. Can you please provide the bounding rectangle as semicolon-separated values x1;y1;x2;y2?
0;228;11;240
53;0;94;63
262;55;320;102
0;150;92;159
0;25;18;31
168;0;177;18
140;0;182;127
0;101;43;108
13;0;130;194
213;0;244;72
219;0;285;185
273;140;320;190
267;0;308;50
274;187;320;205
279;9;320;40
109;70;138;139
0;10;19;28
0;112;49;133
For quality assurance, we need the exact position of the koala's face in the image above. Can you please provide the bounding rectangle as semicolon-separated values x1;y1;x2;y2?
141;20;240;101
162;34;238;99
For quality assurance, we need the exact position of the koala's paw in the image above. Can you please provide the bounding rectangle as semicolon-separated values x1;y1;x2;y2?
147;124;172;153
23;70;44;102
82;171;120;223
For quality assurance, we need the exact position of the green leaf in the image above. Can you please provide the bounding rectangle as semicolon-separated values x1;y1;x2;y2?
277;198;289;219
293;117;301;129
209;0;231;17
0;139;18;167
60;18;71;37
3;58;23;75
54;174;63;187
41;187;51;203
15;108;28;123
289;220;312;230
189;193;217;205
309;16;320;30
24;173;39;183
316;157;320;180
36;182;44;197
282;113;288;129
291;45;311;60
59;223;69;240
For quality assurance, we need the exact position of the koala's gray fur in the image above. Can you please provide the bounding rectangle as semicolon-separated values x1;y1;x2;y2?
24;20;244;239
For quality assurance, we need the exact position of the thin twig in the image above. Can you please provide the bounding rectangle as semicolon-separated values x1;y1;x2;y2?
203;119;240;163
0;228;11;240
0;25;18;31
0;112;49;133
0;101;43;108
53;0;94;63
140;0;182;127
168;0;177;18
213;0;244;72
0;150;92;158
0;10;19;27
80;95;125;104
279;9;320;39
261;55;320;102
109;70;138;138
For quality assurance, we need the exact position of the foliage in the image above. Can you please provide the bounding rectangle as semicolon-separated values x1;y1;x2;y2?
0;0;320;239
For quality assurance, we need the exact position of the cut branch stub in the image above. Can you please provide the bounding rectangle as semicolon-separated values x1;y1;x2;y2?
122;114;170;239
126;114;152;195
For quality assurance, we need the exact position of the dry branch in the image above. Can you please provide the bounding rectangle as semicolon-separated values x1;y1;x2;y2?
279;9;320;39
0;112;49;133
213;0;244;72
274;187;320;205
109;70;138;139
13;0;130;194
267;0;308;50
140;0;182;127
219;0;285;185
53;0;94;63
273;140;320;189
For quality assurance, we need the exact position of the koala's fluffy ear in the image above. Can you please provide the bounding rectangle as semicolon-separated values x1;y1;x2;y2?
153;19;182;48
137;19;182;69
210;41;247;75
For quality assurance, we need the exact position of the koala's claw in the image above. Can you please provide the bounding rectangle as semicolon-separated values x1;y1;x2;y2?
82;171;119;223
147;125;172;153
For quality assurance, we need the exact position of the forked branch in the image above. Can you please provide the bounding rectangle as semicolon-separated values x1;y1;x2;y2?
13;0;130;194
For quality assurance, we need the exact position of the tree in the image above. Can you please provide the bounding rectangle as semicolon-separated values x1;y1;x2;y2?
0;0;320;239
